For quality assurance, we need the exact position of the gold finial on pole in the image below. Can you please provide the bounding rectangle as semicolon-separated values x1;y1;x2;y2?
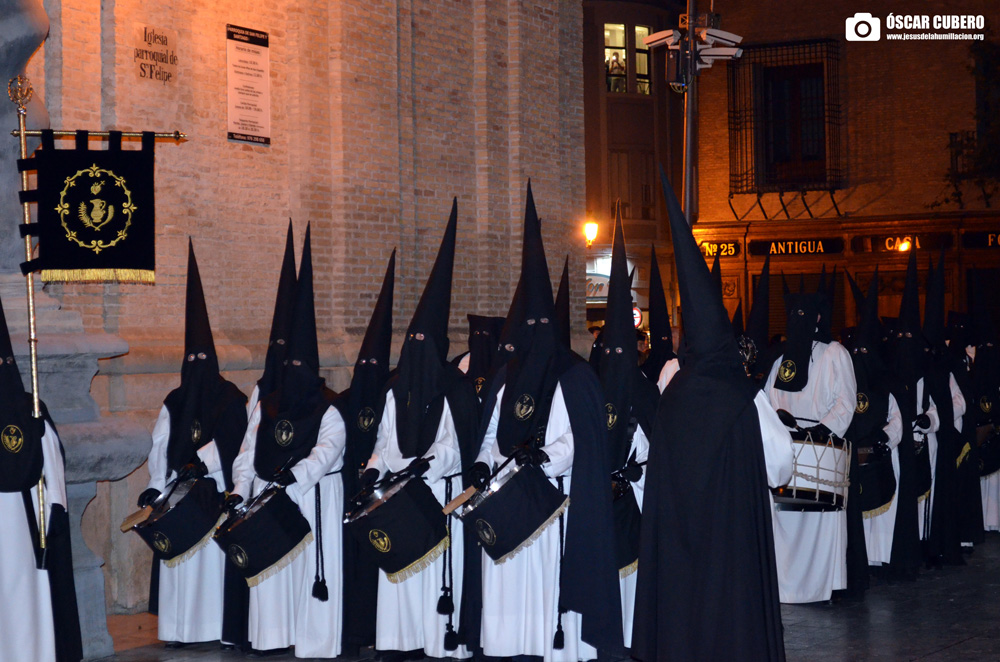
8;75;46;559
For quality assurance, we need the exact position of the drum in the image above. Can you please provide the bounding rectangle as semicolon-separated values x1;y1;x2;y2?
855;445;896;518
214;487;312;587
133;477;224;567
772;429;850;511
345;476;448;583
612;480;640;577
459;464;569;564
977;425;1000;477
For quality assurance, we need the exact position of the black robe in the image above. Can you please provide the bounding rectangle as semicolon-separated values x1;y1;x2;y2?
925;358;964;563
950;352;985;544
633;366;784;662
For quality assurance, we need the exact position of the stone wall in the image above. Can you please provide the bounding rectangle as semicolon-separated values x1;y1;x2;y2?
29;0;587;614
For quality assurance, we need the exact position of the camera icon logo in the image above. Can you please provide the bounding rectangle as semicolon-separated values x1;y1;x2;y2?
846;13;881;41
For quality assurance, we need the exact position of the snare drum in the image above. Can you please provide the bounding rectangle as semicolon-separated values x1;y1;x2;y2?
772;429;850;511
459;464;569;564
133;477;224;567
345;476;448;583
214;487;313;587
855;445;896;518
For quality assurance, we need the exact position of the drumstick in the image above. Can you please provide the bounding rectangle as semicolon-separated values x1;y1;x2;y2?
118;475;181;533
442;486;477;515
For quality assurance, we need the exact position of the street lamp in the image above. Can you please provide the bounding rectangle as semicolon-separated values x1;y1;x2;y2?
584;221;599;248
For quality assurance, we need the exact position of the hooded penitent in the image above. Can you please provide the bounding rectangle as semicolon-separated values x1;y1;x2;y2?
334;249;394;653
887;247;926;579
774;274;826;393
633;168;784;661
257;221;297;401
743;255;772;383
599;203;658;470
163;240;248;490
971;270;1000;428
464;314;506;397
255;224;331;480
493;181;623;653
640;245;675;384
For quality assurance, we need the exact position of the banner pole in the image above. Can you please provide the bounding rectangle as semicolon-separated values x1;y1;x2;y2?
7;75;45;558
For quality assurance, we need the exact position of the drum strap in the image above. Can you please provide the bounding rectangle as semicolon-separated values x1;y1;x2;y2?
312;483;328;602
553;475;566;650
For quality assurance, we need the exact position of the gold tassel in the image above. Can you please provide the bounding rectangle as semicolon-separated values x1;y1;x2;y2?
164;515;226;568
494;497;570;566
245;532;314;588
619;559;638;579
41;268;155;284
386;535;450;584
862;496;894;520
956;442;971;469
917;489;931;504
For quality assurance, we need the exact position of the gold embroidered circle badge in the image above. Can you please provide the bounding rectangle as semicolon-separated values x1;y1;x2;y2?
275;420;294;447
55;163;137;254
190;419;202;444
357;407;376;432
369;529;391;553
476;519;497;546
856;393;870;414
514;394;535;421
778;360;796;383
228;544;249;569
981;396;993;414
152;532;172;555
605;403;618;430
1;425;23;454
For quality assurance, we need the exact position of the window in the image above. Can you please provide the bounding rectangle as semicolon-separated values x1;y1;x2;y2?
635;26;651;95
728;40;844;194
605;24;627;93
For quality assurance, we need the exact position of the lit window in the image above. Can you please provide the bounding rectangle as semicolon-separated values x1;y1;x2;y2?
635;26;651;95
605;24;626;93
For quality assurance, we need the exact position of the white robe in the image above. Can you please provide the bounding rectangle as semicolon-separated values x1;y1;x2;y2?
144;406;228;643
766;340;857;603
231;404;345;658
656;357;680;393
862;394;903;565
0;421;64;662
618;424;648;650
367;390;470;659
477;383;597;662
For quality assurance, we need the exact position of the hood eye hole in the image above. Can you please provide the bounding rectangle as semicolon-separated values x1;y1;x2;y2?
292;359;302;366
796;310;805;316
540;318;549;324
527;319;536;326
370;358;378;365
276;338;285;345
415;332;425;341
197;352;207;360
505;343;515;352
615;347;623;354
186;353;196;362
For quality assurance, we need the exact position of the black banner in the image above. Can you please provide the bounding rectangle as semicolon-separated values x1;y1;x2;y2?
23;130;155;283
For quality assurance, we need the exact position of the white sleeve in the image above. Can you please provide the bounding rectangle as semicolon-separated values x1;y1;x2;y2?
476;385;504;466
457;353;470;375
818;344;857;438
231;404;261;501
146;406;172;492
657;358;680;394
885;394;903;450
366;391;393;477
918;379;940;433
950;373;967;433
540;384;574;478
197;441;222;476
421;399;463;483
41;421;67;511
246;385;259;420
287;406;346;504
754;391;794;488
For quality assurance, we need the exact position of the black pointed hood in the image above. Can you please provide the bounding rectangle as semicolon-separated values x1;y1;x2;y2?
554;256;572;348
846;270;865;324
498;275;524;364
731;301;745;337
816;265;836;343
519;183;555;322
855;267;881;350
660;167;740;373
392;199;458;458
183;239;217;363
923;253;946;350
258;221;297;399
776;268;826;392
889;247;928;387
641;245;675;383
710;253;722;296
846;267;891;445
358;249;395;371
464;314;505;396
745;255;770;355
970;269;1000;425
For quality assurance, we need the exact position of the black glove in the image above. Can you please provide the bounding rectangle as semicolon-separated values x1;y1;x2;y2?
272;469;297;487
513;446;549;467
621;459;644;483
178;459;208;481
914;413;931;430
137;488;160;508
224;494;244;512
806;423;832;439
873;429;891;455
407;458;430;478
467;462;491;490
359;468;380;491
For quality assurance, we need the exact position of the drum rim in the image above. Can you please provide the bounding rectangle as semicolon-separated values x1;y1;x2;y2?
771;485;845;511
345;474;415;523
459;463;526;519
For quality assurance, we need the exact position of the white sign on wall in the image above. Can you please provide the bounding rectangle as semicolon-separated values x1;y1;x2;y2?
133;24;178;85
226;24;270;145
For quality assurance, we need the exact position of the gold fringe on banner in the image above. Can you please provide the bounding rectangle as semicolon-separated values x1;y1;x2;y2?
245;532;314;588
41;268;155;284
494;496;570;566
863;496;894;520
387;535;450;584
163;515;226;569
619;559;638;579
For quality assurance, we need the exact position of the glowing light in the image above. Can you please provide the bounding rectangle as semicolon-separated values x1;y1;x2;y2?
897;239;912;252
584;221;599;248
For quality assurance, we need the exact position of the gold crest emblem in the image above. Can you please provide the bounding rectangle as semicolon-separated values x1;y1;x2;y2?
856;393;870;414
474;377;486;394
981;396;993;414
514;394;535;421
275;420;294;447
476;519;497;546
190;419;202;444
778;360;796;383
1;424;23;454
228;544;249;569
152;531;172;555
369;529;391;553
605;403;618;430
357;407;376;432
54;163;136;254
